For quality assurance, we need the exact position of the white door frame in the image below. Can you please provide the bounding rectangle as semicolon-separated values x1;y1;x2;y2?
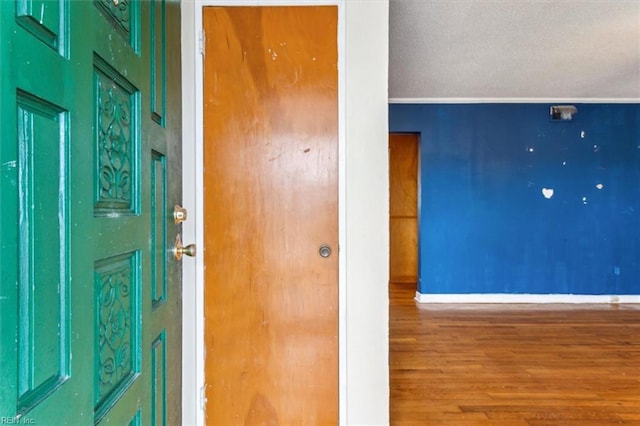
181;2;389;425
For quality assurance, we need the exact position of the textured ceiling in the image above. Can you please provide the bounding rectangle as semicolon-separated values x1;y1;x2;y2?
389;0;640;100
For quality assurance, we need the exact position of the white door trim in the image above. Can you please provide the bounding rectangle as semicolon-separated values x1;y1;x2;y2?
181;2;348;425
180;2;205;425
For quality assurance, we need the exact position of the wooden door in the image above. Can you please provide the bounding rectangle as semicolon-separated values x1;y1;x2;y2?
389;133;419;283
202;6;339;424
0;1;183;424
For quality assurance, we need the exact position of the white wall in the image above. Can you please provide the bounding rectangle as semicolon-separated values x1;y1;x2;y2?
344;1;390;424
181;1;390;425
389;0;640;101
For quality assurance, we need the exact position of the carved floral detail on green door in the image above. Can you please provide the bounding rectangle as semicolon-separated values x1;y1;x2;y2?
94;0;135;48
94;55;140;216
94;251;141;421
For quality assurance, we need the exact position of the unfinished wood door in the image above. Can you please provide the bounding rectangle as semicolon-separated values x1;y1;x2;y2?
202;6;338;425
389;133;419;283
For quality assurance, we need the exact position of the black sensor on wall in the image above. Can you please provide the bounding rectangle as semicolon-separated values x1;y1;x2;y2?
550;105;577;121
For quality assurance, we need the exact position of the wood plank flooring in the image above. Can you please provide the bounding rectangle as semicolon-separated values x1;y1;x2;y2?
389;282;640;425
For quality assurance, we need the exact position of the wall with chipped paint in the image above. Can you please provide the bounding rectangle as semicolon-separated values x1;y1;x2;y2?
390;103;640;295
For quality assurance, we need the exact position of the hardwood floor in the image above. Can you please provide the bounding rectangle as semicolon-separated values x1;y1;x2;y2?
389;282;640;425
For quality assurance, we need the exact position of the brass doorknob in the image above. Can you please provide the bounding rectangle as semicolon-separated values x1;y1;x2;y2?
174;204;188;224
174;234;197;260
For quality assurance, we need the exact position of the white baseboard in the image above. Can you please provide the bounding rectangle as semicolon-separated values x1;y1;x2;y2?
414;292;640;304
389;97;640;104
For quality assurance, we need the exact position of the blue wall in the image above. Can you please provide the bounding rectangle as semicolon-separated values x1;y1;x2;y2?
389;104;640;295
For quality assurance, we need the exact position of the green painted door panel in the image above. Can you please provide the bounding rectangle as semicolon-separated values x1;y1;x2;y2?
0;1;182;424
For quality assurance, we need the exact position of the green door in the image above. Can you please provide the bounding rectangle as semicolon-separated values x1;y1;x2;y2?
0;1;183;424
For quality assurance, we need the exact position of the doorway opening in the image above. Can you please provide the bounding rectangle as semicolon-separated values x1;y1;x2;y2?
388;133;419;288
389;132;420;422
